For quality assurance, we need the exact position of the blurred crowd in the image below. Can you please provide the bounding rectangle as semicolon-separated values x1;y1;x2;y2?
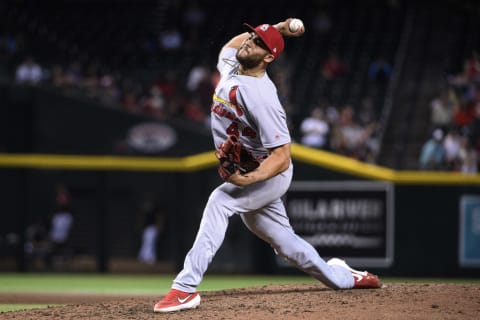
1;0;393;165
298;96;380;163
419;51;480;173
7;41;219;130
297;49;390;163
0;0;425;168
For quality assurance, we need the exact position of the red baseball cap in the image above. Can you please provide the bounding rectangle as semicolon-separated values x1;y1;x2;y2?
243;23;284;59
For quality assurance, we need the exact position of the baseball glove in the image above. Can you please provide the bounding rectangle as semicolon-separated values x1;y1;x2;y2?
215;135;260;180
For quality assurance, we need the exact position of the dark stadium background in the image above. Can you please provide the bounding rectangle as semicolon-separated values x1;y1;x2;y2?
0;0;479;277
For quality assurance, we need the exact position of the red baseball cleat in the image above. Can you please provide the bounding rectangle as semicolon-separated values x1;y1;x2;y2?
327;258;382;289
153;288;201;313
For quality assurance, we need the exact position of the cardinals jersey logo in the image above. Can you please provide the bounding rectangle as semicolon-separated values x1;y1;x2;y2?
228;86;243;117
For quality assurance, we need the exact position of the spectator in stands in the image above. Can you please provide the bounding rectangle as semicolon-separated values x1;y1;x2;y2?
137;203;158;265
195;73;216;109
453;96;476;131
120;78;143;113
443;128;462;170
122;91;140;113
50;64;67;88
299;106;330;149
324;101;340;126
368;56;392;84
457;134;478;174
98;73;121;107
449;51;480;91
185;62;216;109
468;102;480;156
186;62;210;94
330;105;375;160
357;97;380;162
159;28;183;52
463;50;480;83
64;61;83;88
357;97;377;127
321;51;346;80
137;193;167;265
15;55;43;84
24;219;50;271
142;85;167;119
164;92;183;118
138;217;159;265
155;70;179;103
83;62;100;98
419;128;446;170
46;184;74;269
430;90;455;132
183;96;208;126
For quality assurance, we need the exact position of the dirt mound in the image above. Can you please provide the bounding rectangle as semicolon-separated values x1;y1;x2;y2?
1;283;479;319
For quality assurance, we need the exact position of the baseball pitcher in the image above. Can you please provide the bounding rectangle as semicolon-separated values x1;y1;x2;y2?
154;17;382;313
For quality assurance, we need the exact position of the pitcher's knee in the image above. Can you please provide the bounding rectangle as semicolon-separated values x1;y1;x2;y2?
204;189;235;219
275;244;309;265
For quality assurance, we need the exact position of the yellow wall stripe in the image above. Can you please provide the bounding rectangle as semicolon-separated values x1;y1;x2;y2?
291;143;480;185
0;151;216;172
1;144;479;185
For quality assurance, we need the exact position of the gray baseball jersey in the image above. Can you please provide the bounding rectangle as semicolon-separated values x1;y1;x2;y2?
172;47;354;292
211;48;290;158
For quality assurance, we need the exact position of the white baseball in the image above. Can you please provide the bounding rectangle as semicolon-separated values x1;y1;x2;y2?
289;18;304;33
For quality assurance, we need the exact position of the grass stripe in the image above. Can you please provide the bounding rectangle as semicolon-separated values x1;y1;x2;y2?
0;273;317;295
0;304;62;313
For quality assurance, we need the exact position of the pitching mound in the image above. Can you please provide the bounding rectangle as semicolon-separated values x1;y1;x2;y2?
1;283;479;319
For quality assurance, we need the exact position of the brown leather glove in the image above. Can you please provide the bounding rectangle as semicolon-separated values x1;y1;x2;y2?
215;135;259;180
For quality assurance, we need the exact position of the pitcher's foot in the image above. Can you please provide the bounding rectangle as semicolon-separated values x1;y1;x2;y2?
327;258;382;289
153;288;201;312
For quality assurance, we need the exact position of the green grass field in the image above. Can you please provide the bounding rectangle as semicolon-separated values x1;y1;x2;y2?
0;273;478;313
0;273;318;295
0;273;317;312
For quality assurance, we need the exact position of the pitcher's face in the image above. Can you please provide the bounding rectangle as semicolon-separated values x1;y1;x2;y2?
236;33;271;69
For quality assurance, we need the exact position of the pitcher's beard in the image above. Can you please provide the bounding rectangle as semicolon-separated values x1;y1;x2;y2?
236;53;262;70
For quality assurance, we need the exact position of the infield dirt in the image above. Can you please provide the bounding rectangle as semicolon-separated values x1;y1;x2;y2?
0;282;479;319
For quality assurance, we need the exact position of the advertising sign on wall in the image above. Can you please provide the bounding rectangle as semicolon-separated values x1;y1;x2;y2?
281;181;394;268
459;195;480;267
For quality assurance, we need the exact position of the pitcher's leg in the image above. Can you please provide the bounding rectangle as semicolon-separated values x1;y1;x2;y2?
241;203;354;289
172;187;234;292
172;168;293;292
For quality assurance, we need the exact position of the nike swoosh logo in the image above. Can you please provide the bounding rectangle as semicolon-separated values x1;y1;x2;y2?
352;273;364;282
178;295;192;304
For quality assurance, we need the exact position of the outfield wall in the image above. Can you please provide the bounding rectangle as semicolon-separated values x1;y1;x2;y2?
1;158;479;277
0;84;479;277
